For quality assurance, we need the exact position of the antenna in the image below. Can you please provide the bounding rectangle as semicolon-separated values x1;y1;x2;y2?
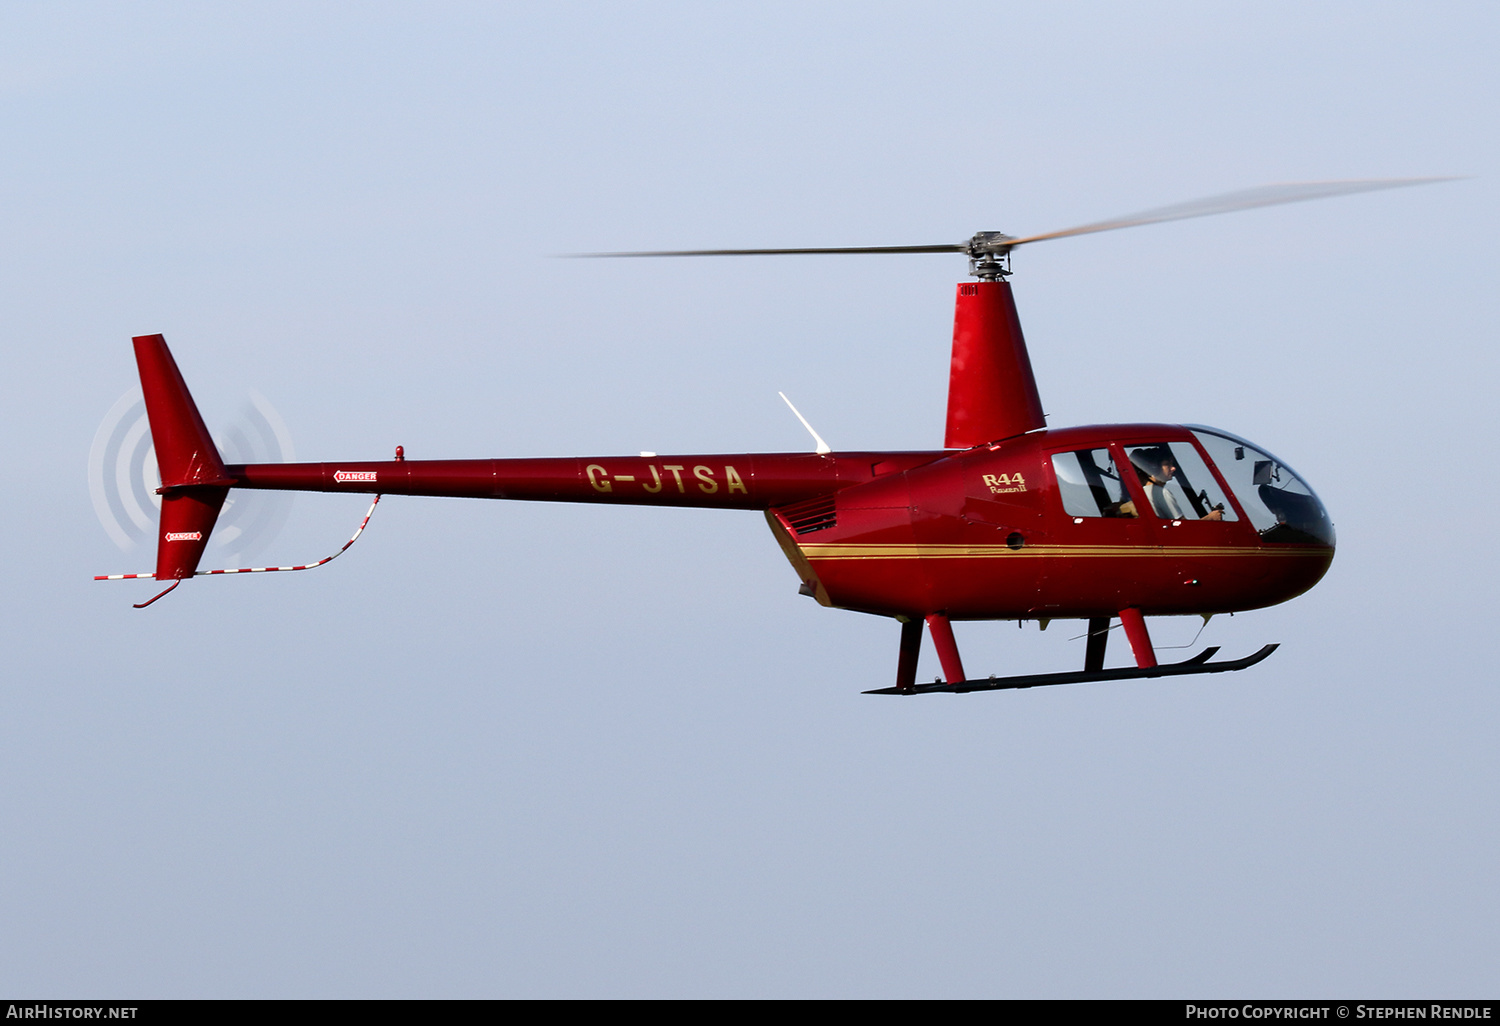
778;392;832;455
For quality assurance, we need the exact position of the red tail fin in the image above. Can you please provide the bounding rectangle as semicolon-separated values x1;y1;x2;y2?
152;487;229;581
133;334;229;487
132;334;231;580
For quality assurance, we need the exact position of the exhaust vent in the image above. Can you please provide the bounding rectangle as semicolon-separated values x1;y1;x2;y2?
780;494;837;535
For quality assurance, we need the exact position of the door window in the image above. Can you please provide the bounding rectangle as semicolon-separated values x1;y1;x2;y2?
1124;443;1237;522
1051;448;1138;518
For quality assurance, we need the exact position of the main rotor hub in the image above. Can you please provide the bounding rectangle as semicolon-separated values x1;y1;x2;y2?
966;232;1015;281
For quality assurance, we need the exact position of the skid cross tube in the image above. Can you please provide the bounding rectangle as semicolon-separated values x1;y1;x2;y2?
864;644;1279;695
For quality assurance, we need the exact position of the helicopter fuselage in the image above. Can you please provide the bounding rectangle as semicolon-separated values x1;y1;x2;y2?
228;420;1333;623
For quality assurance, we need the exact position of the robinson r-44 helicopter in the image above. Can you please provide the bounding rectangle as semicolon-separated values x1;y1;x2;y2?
98;178;1450;694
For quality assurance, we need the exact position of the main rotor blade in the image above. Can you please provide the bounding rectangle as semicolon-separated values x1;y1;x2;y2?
1003;177;1460;249
565;177;1459;262
567;243;966;258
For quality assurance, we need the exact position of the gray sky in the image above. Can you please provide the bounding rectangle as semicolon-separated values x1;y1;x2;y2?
2;1;1496;998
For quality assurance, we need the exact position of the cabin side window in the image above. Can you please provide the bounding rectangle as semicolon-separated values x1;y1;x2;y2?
1051;448;1137;518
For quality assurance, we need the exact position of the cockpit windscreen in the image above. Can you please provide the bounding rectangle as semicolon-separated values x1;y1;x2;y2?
1190;427;1335;546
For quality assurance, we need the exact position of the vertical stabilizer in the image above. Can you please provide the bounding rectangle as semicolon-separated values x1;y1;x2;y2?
132;334;230;580
133;334;229;487
944;281;1045;448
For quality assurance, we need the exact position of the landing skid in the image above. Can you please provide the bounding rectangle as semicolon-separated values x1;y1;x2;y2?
864;644;1279;695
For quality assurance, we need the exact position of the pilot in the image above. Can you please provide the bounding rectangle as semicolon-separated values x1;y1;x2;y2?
1131;448;1224;521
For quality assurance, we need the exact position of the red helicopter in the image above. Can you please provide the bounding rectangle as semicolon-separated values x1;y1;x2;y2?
98;178;1448;694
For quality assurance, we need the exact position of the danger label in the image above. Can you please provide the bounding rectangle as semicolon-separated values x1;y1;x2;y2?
334;471;377;483
164;531;202;542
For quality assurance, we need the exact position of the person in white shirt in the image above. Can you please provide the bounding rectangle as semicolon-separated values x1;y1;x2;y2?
1133;449;1224;521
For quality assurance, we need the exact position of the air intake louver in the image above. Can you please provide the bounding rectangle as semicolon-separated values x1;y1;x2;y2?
781;495;837;535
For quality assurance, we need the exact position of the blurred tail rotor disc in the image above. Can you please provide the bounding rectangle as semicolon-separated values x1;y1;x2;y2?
89;389;295;562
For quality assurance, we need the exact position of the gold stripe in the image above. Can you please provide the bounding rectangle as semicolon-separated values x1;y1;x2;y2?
799;543;1329;560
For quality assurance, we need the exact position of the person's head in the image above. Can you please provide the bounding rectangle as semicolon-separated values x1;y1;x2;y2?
1130;447;1176;484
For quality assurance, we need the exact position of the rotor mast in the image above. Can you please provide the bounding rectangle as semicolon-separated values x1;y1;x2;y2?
945;275;1045;448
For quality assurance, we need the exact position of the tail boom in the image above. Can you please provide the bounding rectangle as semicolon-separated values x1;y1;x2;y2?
227;452;939;509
